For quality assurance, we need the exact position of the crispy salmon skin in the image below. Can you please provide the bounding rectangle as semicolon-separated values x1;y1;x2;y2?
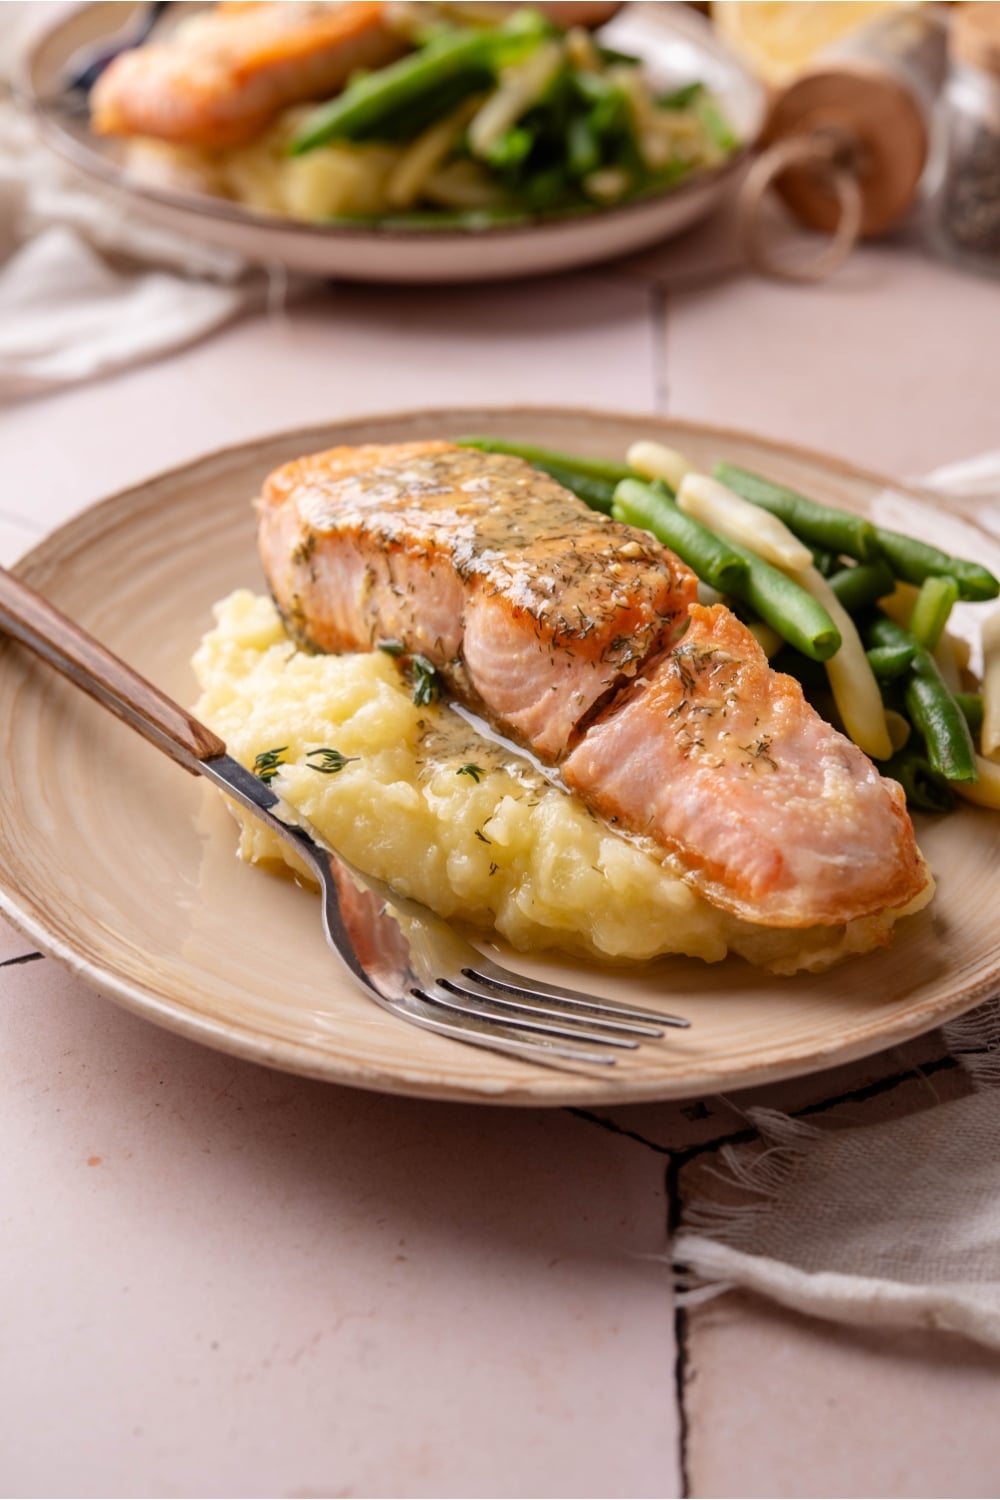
91;2;403;149
257;440;930;931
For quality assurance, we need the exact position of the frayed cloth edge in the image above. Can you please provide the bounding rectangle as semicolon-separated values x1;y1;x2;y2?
679;1107;824;1249
671;1237;1000;1348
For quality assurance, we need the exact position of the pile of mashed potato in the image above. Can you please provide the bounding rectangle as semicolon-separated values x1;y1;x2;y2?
192;591;928;974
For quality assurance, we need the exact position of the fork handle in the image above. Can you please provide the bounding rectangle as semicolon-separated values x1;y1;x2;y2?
0;565;226;774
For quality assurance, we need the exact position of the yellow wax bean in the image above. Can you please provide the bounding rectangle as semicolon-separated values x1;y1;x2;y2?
678;473;814;573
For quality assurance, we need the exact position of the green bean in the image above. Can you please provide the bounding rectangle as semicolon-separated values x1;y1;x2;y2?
358;68;495;145
457;436;633;486
907;575;960;650
866;643;916;682
611;479;747;594
714;463;880;561
566;114;600;177
659;81;705;110
872;527;999;602
595;43;642;67
881;745;955;814
720;537;842;662
955;691;984;737
694;93;739;153
809;544;840;578
289;21;542;152
905;676;979;781
539;464;617;513
613;477;841;660
485;125;535;170
868;616;978;781
828;558;896;614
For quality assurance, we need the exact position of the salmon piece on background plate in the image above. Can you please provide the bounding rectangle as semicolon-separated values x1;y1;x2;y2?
91;2;404;149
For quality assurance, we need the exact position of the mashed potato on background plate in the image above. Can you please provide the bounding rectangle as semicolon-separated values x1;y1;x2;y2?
192;591;929;974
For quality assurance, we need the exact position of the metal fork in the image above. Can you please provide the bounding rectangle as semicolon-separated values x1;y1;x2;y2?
0;567;688;1073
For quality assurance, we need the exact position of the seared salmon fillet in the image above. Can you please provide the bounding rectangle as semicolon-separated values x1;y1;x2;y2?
257;440;928;929
91;2;403;149
562;603;925;927
259;441;696;759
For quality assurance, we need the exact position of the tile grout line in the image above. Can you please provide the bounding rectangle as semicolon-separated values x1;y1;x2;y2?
569;1051;961;1173
0;951;44;969
567;1106;691;1497
666;1152;692;1499
667;1052;961;1172
650;282;669;413
566;1106;672;1155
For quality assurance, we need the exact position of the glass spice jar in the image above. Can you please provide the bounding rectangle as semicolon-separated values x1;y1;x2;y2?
925;3;1000;276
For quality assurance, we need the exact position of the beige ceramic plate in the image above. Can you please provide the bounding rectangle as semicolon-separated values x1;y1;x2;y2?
2;407;1000;1106
21;4;762;283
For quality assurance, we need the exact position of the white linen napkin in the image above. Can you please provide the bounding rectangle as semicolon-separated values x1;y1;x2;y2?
0;4;264;402
673;454;1000;1349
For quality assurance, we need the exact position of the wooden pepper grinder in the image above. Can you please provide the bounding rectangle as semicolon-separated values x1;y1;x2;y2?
738;5;949;281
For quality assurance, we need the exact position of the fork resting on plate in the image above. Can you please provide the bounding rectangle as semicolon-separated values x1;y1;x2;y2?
0;566;688;1073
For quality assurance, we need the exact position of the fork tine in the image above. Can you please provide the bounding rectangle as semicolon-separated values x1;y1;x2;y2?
465;960;690;1029
412;985;642;1050
392;994;621;1070
438;975;664;1038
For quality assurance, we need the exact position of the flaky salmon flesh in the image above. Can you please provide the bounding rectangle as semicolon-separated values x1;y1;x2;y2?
91;3;404;149
257;441;929;931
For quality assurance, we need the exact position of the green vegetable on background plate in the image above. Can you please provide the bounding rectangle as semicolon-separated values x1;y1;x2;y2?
287;8;739;222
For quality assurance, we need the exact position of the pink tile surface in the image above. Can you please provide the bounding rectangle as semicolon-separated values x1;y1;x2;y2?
0;514;42;567
0;273;655;532
0;957;679;1499
683;1293;1000;1499
662;238;1000;478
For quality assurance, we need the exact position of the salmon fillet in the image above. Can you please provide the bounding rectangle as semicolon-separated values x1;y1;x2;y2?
258;441;696;760
91;2;403;149
257;440;928;929
562;603;924;926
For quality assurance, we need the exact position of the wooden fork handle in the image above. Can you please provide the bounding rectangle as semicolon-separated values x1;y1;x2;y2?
0;565;226;775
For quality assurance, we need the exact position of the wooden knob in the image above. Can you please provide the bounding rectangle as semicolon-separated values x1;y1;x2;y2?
760;65;928;237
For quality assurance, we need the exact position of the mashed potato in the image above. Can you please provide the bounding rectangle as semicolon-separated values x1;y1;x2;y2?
192;591;930;973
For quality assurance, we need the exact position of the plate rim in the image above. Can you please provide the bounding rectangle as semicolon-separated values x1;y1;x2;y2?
3;403;999;1106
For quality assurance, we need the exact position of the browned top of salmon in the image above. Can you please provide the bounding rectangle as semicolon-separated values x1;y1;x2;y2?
563;603;927;927
91;2;402;148
258;441;697;759
257;440;929;930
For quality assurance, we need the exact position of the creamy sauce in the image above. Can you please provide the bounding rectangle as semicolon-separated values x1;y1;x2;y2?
291;448;681;653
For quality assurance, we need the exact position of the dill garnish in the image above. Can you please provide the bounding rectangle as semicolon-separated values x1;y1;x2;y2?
253;747;288;785
457;764;484;782
410;654;441;706
307;747;359;775
378;640;405;657
741;736;778;771
474;828;492;844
